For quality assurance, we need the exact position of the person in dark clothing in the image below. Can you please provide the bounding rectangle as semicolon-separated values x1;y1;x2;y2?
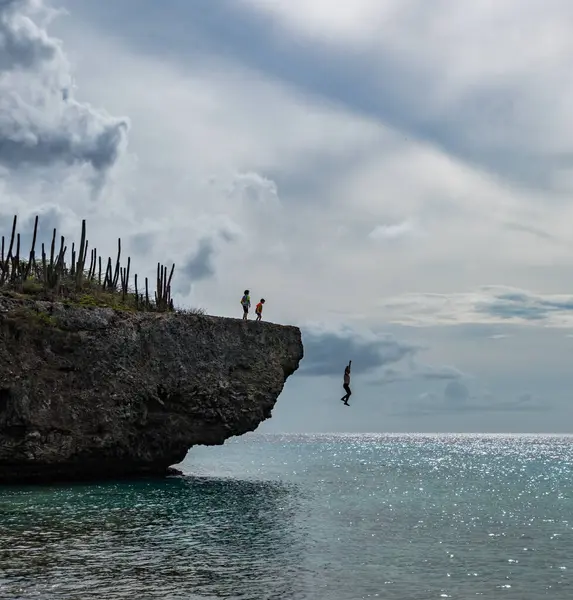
340;360;352;406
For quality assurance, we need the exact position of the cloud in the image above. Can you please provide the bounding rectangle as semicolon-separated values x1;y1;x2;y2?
418;364;466;381
166;216;241;296
379;286;573;328
227;171;280;208
476;289;573;322
371;367;405;384
503;222;555;241
239;0;387;44
368;220;417;241
417;391;439;404
367;362;467;386
0;0;129;180
129;231;155;257
3;9;400;325
0;0;58;72
394;384;547;416
235;0;573;194
180;239;216;283
0;202;79;254
444;380;470;405
176;238;222;295
30;3;573;334
517;392;534;405
299;325;419;376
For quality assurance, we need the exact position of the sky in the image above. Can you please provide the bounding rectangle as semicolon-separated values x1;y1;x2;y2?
2;0;573;433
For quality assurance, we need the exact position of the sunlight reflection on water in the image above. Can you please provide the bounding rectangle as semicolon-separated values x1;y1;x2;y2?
1;434;572;599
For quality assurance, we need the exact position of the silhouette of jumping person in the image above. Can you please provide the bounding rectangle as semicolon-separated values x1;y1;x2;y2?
341;360;352;406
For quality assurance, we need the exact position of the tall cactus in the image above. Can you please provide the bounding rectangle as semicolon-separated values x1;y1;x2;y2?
24;215;38;280
75;220;87;290
112;238;121;290
0;215;17;285
1;213;179;311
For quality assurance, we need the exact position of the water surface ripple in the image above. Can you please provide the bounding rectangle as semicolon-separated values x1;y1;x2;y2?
1;434;572;598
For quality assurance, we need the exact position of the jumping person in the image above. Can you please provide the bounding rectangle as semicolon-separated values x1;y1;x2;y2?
340;360;352;406
241;290;251;320
255;298;265;321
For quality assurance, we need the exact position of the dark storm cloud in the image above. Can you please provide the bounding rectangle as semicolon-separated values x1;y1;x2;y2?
299;328;419;376
0;0;129;176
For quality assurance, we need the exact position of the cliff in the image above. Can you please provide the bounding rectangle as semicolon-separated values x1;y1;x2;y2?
0;296;303;483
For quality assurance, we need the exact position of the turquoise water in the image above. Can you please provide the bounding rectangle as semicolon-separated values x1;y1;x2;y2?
1;434;572;599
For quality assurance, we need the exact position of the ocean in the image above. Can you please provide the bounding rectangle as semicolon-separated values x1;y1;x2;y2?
1;433;572;599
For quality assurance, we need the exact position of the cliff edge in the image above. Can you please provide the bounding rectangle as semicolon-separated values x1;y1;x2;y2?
0;296;303;483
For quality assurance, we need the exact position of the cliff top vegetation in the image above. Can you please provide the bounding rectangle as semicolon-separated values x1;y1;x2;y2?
0;214;184;313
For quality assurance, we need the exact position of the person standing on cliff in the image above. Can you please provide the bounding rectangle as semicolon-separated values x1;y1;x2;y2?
255;298;265;321
241;290;251;320
341;360;352;406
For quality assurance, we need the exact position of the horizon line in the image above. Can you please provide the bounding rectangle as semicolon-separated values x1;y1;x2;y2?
247;431;573;437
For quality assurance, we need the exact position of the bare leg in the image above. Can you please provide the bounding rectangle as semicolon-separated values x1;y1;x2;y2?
341;384;351;405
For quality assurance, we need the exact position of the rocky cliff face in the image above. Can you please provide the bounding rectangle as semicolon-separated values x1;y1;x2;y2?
0;296;303;483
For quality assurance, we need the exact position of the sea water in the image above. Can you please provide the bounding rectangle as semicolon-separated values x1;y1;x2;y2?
1;433;572;599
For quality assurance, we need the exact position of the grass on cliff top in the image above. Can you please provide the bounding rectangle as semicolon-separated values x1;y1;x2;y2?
2;277;145;311
0;276;207;314
0;273;207;315
0;214;206;315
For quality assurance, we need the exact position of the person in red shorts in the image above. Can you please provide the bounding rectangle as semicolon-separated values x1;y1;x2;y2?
255;298;265;321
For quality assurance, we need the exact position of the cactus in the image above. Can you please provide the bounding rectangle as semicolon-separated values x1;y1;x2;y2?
112;238;121;290
0;215;17;285
0;214;178;311
24;215;38;280
75;220;87;290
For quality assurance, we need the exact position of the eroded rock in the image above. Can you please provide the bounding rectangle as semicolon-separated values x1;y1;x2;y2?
0;296;303;483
